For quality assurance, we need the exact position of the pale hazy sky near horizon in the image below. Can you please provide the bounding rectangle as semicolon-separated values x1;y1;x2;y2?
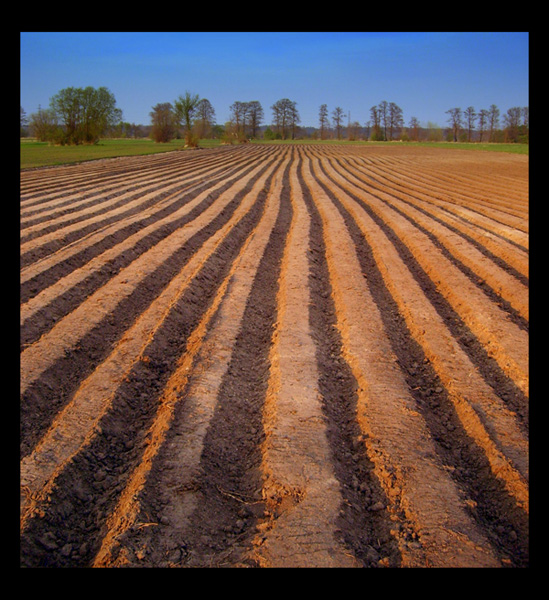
20;31;529;129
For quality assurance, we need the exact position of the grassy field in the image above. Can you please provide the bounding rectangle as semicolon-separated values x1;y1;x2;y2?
20;137;528;169
20;138;223;169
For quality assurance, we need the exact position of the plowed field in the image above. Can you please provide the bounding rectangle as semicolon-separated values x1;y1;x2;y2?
20;143;529;568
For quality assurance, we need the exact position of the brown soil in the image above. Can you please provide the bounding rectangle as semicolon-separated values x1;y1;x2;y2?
20;144;528;568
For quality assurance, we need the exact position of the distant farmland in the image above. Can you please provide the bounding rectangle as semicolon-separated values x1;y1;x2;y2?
20;137;528;170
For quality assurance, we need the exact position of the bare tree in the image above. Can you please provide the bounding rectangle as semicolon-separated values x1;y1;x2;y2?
488;104;500;142
288;101;301;139
378;100;389;140
446;107;462;142
228;100;264;140
463;106;476;142
247;101;264;138
319;104;329;140
271;98;299;139
369;105;383;140
503;106;522;142
521;107;529;129
363;120;371;140
477;109;489;142
408;116;420;142
229;101;248;139
332;106;345;139
388;102;404;140
194;98;216;139
348;121;361;141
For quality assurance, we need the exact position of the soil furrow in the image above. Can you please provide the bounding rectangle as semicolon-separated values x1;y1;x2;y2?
20;147;262;226
20;152;280;457
20;144;528;569
369;153;528;216
313;155;529;423
296;150;404;567
20;147;274;264
20;152;282;347
310;158;529;489
20;146;248;202
20;147;275;295
20;171;230;254
92;152;291;568
321;156;529;326
309;151;529;566
156;153;292;568
315;158;529;397
335;156;529;279
345;154;529;245
20;153;283;567
250;150;359;567
302;153;503;567
100;151;294;568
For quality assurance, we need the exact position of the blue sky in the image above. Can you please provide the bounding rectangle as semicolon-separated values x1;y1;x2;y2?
20;32;529;130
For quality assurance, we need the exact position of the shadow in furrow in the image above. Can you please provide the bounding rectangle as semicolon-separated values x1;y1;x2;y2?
132;160;293;568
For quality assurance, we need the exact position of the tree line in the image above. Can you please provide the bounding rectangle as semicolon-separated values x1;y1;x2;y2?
21;86;529;146
23;87;122;145
148;96;301;144
445;105;528;144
